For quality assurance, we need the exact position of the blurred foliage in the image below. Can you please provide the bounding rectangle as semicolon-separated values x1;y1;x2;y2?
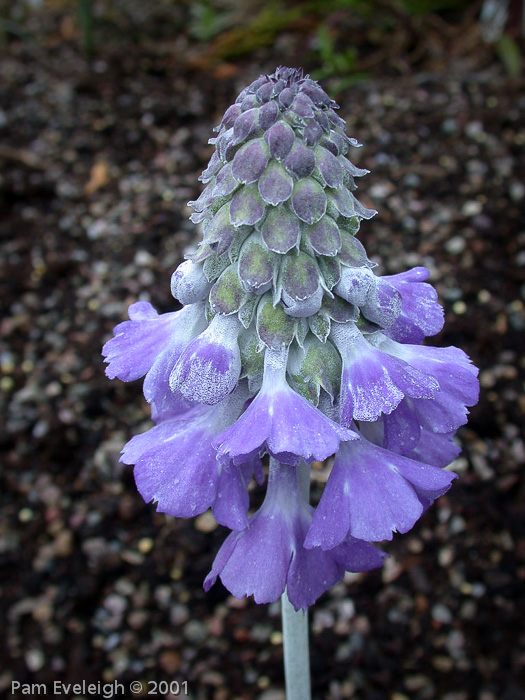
496;34;522;76
191;1;306;59
310;23;369;91
189;0;235;42
78;0;93;54
0;0;517;83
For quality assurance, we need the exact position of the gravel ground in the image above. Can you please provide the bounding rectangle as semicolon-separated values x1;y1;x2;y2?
1;10;524;700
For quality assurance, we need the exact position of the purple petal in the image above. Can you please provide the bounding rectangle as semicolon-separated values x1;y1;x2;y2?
329;537;388;572
382;399;421;455
382;340;480;407
331;324;438;425
123;392;250;521
212;459;250;530
383;266;444;340
129;420;220;518
205;460;384;610
306;438;456;546
103;302;181;382
408;428;461;468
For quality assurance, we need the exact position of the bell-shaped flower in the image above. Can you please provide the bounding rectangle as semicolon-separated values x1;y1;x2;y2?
330;323;439;426
120;385;258;531
383;266;444;343
214;345;356;466
371;334;480;433
170;314;243;405
102;301;206;418
204;460;386;610
305;435;457;549
358;401;461;468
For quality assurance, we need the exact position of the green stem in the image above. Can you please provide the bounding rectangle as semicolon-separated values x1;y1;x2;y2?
78;0;94;56
281;461;311;700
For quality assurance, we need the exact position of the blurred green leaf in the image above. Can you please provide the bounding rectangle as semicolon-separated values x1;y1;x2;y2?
496;34;522;78
311;23;359;81
189;0;235;42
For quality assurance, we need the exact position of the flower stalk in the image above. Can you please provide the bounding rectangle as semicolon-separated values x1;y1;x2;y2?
281;460;311;700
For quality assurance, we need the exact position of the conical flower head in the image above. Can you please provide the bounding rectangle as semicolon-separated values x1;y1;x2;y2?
180;66;383;400
103;67;479;610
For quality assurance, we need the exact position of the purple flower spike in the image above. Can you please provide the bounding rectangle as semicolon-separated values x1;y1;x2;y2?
305;437;457;549
103;67;480;615
170;314;242;405
214;346;356;466
204;460;385;610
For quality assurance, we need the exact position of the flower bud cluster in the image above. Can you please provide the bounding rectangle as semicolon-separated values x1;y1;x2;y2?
103;67;479;610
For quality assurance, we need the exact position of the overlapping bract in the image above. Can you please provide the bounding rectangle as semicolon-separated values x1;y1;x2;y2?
102;67;479;611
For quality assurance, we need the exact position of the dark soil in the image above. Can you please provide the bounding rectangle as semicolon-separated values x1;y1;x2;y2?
1;6;524;700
